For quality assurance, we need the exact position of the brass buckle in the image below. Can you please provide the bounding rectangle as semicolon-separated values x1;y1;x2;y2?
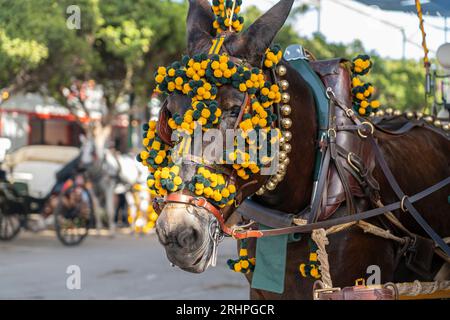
325;87;335;99
355;278;366;286
230;225;244;240
327;128;336;139
345;108;355;118
313;280;341;300
357;121;374;138
347;152;360;174
313;287;341;300
400;195;408;212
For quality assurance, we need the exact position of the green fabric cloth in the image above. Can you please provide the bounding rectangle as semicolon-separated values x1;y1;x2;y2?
251;225;289;294
288;58;329;180
250;54;328;295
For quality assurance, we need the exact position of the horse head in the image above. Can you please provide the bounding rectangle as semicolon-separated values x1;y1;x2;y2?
154;0;295;273
79;122;111;169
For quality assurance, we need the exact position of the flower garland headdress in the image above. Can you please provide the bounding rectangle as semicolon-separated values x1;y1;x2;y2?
137;1;284;209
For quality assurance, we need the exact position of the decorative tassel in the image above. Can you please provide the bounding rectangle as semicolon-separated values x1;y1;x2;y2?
351;54;381;116
264;44;283;69
299;239;322;279
227;239;256;274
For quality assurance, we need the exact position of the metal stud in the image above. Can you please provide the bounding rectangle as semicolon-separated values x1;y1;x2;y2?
406;111;414;119
270;176;280;183
277;172;286;181
434;120;442;127
266;181;276;191
279;151;287;161
376;110;385;117
386;108;393;115
281;118;292;129
393;110;402;116
278;163;287;172
283;131;292;142
255;188;265;196
279;80;289;91
281;93;291;103
282;157;290;166
443;124;449;131
281;104;291;116
416;112;423;119
424;116;433;123
276;65;287;77
283;143;292;153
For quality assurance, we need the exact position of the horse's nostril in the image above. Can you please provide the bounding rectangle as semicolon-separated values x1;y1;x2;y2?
177;227;199;248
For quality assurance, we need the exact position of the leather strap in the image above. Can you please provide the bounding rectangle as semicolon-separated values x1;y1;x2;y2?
308;148;331;223
164;157;450;242
372;117;449;138
164;193;263;239
368;136;450;256
235;175;450;238
233;93;250;130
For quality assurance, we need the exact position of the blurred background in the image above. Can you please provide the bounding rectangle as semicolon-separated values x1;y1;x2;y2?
0;0;449;299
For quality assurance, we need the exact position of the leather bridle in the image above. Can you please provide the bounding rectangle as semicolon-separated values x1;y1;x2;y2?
164;193;263;239
154;45;278;235
156;90;262;235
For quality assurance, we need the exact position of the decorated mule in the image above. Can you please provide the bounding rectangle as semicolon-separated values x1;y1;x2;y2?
137;0;450;299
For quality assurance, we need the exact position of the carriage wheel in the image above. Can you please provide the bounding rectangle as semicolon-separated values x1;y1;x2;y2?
54;186;94;246
0;205;21;241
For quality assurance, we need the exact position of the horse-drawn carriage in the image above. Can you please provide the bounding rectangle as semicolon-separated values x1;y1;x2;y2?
0;143;94;245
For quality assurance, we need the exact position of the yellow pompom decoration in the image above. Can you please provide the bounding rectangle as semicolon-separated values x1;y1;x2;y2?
299;239;322;280
140;12;284;205
228;240;255;274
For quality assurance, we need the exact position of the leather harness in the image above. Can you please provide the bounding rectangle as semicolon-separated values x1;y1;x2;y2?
226;91;450;256
155;41;450;257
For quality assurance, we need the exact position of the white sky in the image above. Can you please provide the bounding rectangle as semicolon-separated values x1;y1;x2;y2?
240;0;449;60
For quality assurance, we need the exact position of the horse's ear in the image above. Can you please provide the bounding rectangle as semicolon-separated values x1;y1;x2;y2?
187;0;215;55
230;0;294;66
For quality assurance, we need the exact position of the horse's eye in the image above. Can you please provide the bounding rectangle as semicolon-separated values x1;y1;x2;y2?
230;107;241;117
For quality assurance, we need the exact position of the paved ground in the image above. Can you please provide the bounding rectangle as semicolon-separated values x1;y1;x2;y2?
0;230;249;299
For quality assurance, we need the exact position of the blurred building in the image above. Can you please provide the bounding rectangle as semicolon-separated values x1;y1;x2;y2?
0;92;86;151
0;92;129;152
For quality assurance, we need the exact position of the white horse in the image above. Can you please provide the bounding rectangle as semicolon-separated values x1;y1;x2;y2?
79;125;143;235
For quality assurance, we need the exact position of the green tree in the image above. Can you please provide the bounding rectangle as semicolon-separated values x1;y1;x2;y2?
0;0;187;115
243;5;427;111
0;0;100;95
0;0;428;114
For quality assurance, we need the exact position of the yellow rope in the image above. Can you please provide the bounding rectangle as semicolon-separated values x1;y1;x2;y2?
228;0;237;32
415;0;430;67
